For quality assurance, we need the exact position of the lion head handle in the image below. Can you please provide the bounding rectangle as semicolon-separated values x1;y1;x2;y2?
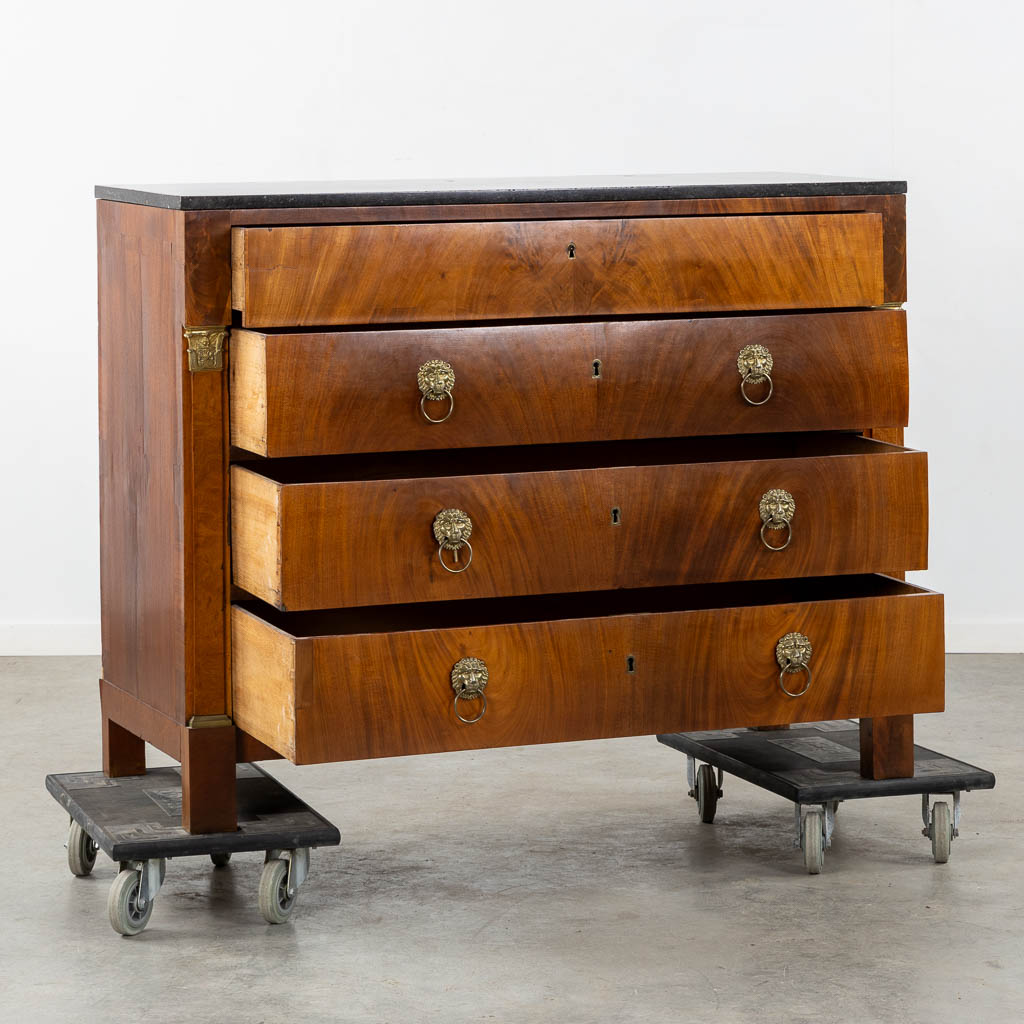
417;359;456;401
775;632;813;672
737;344;774;382
451;656;489;696
433;508;473;550
759;488;796;529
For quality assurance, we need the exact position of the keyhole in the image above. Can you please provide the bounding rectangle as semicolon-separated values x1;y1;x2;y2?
626;655;636;674
567;242;576;259
592;358;602;378
611;507;621;525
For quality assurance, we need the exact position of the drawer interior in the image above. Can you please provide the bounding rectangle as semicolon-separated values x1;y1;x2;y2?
236;574;931;638
233;431;913;484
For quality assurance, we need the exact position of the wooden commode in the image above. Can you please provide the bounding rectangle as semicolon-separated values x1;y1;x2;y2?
94;174;938;832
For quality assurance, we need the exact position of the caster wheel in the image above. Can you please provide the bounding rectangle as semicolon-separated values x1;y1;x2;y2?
695;764;719;824
67;820;98;877
108;869;154;936
210;852;232;868
259;858;298;924
931;801;952;864
802;811;824;875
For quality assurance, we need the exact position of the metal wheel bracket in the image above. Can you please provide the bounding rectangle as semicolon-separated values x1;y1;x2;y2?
922;792;962;840
266;848;311;897
686;758;724;801
126;857;166;908
795;803;833;850
823;802;836;848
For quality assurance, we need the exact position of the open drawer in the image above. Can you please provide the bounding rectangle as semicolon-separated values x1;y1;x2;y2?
231;575;944;764
231;433;928;610
229;310;908;457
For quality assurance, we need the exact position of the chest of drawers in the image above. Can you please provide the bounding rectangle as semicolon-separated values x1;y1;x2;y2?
95;174;941;833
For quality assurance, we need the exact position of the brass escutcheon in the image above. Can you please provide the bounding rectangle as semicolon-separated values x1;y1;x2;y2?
737;343;774;405
433;508;474;573
451;656;489;723
417;359;455;423
775;631;813;697
759;488;795;551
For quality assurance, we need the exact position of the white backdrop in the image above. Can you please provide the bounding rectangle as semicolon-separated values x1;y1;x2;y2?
1;0;1021;654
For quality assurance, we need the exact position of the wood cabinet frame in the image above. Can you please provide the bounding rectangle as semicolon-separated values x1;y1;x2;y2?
97;191;910;833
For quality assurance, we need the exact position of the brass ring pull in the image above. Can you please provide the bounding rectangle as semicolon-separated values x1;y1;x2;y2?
737;344;774;406
778;662;812;698
759;488;795;551
418;359;455;424
776;632;813;698
760;518;792;551
453;688;487;724
438;540;473;573
740;372;774;405
451;657;489;724
433;508;473;574
420;392;454;424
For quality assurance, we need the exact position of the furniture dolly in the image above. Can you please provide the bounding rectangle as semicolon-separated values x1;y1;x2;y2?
47;765;339;934
658;722;995;873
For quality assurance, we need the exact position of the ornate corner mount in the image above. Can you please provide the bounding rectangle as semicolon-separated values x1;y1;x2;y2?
184;326;228;372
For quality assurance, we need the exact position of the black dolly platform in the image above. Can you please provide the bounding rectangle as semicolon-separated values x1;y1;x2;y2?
46;763;340;935
657;720;995;874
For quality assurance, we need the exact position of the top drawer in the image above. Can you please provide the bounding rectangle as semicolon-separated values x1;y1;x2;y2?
231;213;885;327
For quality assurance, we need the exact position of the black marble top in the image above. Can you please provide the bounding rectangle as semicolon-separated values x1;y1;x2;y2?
95;173;906;211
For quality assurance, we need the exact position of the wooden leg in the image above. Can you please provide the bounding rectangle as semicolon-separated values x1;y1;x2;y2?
181;724;238;834
103;714;146;777
860;715;915;779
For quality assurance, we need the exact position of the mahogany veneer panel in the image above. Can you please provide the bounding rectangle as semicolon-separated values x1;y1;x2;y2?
230;435;927;610
231;213;885;327
230;310;908;457
98;202;186;721
230;577;945;764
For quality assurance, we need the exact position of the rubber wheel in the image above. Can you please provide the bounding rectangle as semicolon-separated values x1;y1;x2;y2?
696;764;719;824
210;852;232;868
931;801;952;864
67;821;98;877
108;869;154;936
802;811;824;875
259;859;297;925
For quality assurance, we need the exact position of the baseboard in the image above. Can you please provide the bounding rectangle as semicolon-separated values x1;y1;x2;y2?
944;622;1024;654
0;623;102;656
0;619;1021;657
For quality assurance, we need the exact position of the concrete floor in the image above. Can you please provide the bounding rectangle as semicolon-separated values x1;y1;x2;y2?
2;655;1021;1023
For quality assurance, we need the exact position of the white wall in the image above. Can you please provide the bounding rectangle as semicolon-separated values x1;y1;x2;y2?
0;0;1020;654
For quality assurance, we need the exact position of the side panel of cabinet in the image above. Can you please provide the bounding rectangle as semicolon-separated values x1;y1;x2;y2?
98;203;232;725
98;202;187;722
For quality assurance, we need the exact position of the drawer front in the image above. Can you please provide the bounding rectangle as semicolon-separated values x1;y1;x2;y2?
231;213;884;327
230;438;927;610
231;579;945;763
230;311;908;458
